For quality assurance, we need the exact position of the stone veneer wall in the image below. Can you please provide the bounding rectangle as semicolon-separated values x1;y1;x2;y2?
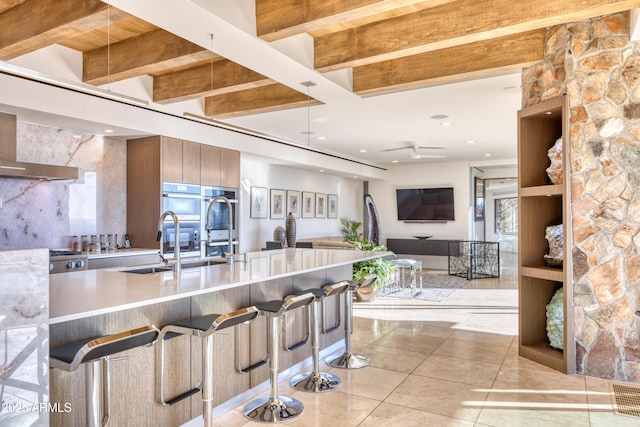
522;12;640;380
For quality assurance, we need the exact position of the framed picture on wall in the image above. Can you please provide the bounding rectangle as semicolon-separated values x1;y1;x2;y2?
474;177;485;221
250;186;268;218
270;188;286;219
287;190;301;218
327;194;338;218
301;191;315;218
315;193;327;218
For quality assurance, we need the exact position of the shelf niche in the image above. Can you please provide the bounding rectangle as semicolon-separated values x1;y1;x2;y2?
517;95;574;374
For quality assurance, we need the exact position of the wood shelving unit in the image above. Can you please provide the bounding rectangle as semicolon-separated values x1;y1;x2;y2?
517;95;574;374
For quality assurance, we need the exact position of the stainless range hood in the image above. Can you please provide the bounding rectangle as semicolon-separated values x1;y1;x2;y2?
0;112;78;180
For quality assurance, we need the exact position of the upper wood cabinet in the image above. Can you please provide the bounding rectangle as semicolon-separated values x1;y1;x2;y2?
201;145;240;188
161;137;201;184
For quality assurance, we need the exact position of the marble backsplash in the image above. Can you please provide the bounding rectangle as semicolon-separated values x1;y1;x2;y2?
0;248;49;425
0;122;126;250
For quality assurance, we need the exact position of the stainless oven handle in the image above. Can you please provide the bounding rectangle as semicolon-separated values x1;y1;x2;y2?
207;240;238;247
202;198;238;203
162;193;202;199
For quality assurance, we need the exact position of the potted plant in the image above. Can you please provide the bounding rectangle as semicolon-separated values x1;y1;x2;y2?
351;239;395;302
339;217;363;242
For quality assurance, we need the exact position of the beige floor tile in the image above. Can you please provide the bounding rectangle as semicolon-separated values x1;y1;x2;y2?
414;354;501;388
326;365;407;401
433;338;510;364
448;329;515;346
285;389;381;427
371;329;445;354
585;377;640;426
359;343;428;373
393;320;456;338
359;402;475;427
385;374;487;422
488;364;587;405
476;407;591;427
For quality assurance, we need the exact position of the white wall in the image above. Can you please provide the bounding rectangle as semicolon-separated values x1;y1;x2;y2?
367;161;472;242
239;157;363;252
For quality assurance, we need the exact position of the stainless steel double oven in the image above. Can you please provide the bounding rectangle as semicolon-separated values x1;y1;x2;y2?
160;182;202;258
201;186;238;258
160;182;239;259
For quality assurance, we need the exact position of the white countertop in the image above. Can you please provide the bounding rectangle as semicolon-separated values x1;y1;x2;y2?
50;248;385;324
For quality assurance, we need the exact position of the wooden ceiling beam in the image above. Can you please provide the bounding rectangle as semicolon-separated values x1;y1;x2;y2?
0;0;128;60
256;0;455;41
314;0;640;72
354;30;545;96
204;84;321;119
83;29;211;86
153;60;272;104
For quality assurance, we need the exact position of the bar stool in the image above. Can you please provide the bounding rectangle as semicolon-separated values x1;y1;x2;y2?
325;275;377;369
289;281;350;393
243;292;316;423
49;325;160;427
156;306;260;427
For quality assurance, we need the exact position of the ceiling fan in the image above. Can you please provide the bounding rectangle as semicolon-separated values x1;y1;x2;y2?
382;145;447;159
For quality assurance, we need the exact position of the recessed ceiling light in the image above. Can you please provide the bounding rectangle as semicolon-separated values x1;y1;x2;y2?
392;160;399;163
484;153;492;157
353;175;358;179
430;114;448;119
440;122;453;127
317;136;326;140
104;129;114;133
545;111;553;115
359;149;367;153
319;169;324;173
466;140;475;144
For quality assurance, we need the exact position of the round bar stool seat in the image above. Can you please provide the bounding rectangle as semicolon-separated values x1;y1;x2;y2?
243;292;315;423
50;325;160;427
289;281;349;393
325;275;377;369
157;306;259;427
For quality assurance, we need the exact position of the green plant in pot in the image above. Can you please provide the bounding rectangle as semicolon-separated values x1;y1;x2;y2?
339;217;363;243
352;239;395;302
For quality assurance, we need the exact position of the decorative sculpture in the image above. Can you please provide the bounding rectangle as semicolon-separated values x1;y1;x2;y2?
364;194;381;246
546;137;563;184
285;212;296;247
546;288;564;350
544;224;563;267
273;226;285;244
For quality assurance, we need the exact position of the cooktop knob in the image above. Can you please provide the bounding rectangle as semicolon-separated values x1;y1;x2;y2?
76;260;85;268
66;261;76;269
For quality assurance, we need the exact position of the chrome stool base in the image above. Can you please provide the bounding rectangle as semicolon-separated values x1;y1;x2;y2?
290;371;341;392
325;352;370;369
243;395;304;423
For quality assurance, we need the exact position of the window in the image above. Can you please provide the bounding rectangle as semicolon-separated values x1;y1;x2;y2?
495;197;518;235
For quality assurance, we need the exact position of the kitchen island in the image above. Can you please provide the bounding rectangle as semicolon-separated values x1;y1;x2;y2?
47;247;386;426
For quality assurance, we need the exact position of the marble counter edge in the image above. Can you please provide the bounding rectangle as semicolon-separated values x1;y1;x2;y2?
87;248;160;259
50;249;388;324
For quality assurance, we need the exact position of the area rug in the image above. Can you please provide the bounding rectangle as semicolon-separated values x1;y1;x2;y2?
382;273;469;302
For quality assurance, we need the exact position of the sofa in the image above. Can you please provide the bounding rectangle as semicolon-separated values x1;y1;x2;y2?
296;236;356;250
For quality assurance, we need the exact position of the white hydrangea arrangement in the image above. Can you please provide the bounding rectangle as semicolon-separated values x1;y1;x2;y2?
546;288;564;350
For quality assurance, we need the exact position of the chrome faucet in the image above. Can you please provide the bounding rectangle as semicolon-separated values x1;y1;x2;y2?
205;196;234;264
156;210;181;273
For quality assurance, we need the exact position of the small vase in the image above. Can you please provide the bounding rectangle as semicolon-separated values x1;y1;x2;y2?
285;212;296;247
273;226;285;244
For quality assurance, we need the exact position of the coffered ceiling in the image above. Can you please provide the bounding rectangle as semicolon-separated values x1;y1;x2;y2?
1;0;638;167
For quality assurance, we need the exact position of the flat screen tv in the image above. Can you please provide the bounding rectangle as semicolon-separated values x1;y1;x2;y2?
396;187;455;222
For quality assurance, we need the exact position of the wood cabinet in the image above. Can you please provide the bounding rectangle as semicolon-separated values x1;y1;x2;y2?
127;136;240;249
161;136;201;184
201;145;240;188
517;95;573;373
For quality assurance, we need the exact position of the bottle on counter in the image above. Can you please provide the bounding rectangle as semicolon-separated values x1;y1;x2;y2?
71;235;81;252
81;235;89;252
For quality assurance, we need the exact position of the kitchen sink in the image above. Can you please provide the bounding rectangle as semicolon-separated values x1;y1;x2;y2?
118;258;227;274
